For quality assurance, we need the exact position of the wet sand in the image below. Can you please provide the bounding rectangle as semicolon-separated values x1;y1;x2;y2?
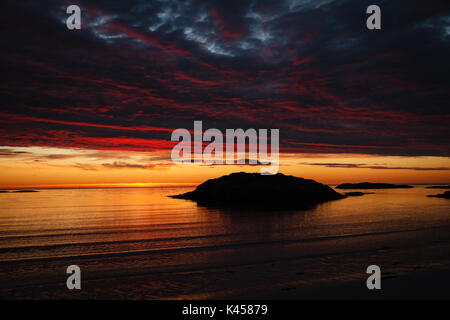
1;228;449;299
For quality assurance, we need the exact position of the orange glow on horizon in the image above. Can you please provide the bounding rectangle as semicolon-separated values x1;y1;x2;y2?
0;146;449;188
1;182;197;190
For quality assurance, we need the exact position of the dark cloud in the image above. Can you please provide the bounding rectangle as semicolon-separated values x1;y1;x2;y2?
72;163;98;171
0;0;449;156
101;161;172;169
38;154;77;160
200;158;270;166
302;162;450;170
0;149;31;156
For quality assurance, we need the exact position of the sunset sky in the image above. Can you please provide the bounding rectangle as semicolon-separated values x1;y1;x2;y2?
1;0;449;188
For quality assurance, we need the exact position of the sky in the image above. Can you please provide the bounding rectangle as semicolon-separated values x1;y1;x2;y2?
1;0;449;188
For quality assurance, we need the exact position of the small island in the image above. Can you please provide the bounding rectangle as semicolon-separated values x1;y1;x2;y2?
170;172;346;210
344;192;374;197
426;186;450;189
336;182;413;189
0;190;9;193
13;190;39;193
427;191;450;199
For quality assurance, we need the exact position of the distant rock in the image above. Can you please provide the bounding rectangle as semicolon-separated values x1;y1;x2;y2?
426;186;450;189
336;182;413;189
427;191;450;199
344;192;374;196
170;172;346;210
13;190;39;193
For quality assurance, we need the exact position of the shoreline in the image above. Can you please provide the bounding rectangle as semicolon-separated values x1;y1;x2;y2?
226;266;450;300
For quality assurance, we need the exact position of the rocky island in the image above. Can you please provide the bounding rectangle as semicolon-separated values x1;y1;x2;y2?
336;182;413;189
170;172;346;210
344;192;374;196
427;191;450;199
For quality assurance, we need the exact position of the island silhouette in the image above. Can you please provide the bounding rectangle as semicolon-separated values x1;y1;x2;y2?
0;190;38;193
344;191;375;196
336;182;413;189
426;186;450;189
170;172;346;210
428;191;450;199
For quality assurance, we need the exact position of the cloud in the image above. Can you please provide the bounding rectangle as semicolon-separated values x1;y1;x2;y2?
0;0;448;157
38;154;78;160
200;158;270;166
101;161;173;169
72;163;98;171
0;148;31;156
302;162;450;171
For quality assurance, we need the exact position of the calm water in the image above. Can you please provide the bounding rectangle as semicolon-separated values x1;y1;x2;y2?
0;186;449;298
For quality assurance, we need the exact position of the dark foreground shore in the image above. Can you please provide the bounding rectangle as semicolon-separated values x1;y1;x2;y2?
1;226;449;300
1;257;449;300
233;267;450;300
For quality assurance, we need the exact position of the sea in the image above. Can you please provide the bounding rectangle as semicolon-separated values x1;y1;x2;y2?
0;186;449;299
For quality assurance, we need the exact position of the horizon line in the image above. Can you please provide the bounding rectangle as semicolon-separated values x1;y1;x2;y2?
2;181;450;190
